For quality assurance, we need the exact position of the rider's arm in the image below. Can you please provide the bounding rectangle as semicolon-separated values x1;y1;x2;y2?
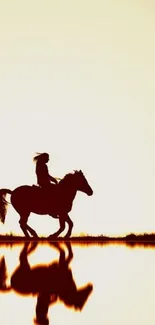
49;175;58;184
44;164;58;184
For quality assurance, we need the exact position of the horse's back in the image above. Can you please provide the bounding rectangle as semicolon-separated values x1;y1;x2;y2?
11;184;57;215
11;185;33;202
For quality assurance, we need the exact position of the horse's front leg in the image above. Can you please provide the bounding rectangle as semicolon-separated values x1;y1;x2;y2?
64;214;73;238
48;215;65;239
19;214;31;237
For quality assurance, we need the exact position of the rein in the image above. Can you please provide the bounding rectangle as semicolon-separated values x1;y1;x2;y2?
55;177;62;181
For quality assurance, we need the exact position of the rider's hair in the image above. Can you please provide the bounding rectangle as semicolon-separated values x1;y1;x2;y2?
33;152;49;163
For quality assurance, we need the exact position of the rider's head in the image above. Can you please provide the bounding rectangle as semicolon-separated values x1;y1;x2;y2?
34;293;50;325
33;153;49;164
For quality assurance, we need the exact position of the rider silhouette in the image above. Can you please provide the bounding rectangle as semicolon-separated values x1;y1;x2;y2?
33;153;58;189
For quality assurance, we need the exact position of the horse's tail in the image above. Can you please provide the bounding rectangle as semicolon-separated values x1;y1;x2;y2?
0;256;11;292
0;189;12;224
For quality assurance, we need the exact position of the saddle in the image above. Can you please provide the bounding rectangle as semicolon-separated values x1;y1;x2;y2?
31;185;58;218
32;184;56;195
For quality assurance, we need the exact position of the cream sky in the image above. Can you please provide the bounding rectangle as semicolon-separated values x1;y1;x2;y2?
0;0;155;236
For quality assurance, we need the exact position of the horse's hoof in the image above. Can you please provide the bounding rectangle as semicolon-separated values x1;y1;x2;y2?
64;234;71;239
48;234;57;239
33;234;39;238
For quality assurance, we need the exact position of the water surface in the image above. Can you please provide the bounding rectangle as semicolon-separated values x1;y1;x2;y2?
0;242;155;325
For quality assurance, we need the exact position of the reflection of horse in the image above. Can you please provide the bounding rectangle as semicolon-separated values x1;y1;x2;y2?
0;256;10;292
0;170;93;238
9;242;92;325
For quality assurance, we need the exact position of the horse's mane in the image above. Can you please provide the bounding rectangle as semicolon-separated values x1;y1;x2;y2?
59;170;83;185
59;172;74;184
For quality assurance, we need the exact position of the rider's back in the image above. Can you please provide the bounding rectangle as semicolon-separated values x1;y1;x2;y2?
36;161;50;188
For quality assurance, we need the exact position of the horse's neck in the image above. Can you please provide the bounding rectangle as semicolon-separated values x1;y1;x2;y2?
69;187;77;202
59;178;77;201
64;185;77;201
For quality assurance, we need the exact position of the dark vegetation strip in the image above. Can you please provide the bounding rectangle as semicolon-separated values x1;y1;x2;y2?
1;233;155;247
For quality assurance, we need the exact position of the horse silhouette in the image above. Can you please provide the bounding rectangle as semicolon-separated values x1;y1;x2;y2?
0;242;93;325
0;170;93;238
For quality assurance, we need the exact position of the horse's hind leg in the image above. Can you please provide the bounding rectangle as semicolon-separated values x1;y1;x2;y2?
19;213;31;237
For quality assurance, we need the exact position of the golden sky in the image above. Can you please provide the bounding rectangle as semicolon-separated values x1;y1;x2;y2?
0;0;155;236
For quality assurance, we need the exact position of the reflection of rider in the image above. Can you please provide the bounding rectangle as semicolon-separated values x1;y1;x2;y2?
33;153;58;189
33;242;93;325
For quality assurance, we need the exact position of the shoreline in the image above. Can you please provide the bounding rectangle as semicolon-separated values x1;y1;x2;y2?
1;233;155;246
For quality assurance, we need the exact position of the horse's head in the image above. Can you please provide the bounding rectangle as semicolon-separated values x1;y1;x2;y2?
74;283;93;310
61;283;93;311
73;170;93;196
